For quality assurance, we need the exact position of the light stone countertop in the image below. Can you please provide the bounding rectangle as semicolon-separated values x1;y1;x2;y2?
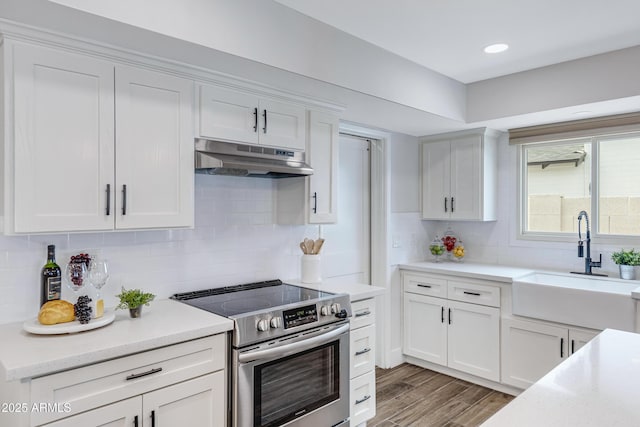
398;261;535;283
0;299;233;381
481;328;640;427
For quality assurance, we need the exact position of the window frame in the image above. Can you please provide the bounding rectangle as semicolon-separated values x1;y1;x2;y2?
518;130;640;245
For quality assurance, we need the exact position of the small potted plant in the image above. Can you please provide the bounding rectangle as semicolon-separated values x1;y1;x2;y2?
116;287;156;318
611;249;640;280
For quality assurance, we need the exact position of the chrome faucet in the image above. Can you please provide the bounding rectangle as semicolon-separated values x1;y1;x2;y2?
572;211;606;276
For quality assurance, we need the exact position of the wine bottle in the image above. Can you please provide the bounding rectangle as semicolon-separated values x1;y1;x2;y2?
40;245;61;307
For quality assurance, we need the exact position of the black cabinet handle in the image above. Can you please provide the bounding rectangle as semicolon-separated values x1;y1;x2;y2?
312;192;318;213
262;109;267;133
560;338;564;358
355;347;371;356
122;184;127;215
151;410;155;427
355;395;371;405
463;291;481;296
448;308;452;325
441;306;444;323
417;283;432;288
444;197;448;212
571;339;575;354
105;184;111;216
134;415;138;427
355;311;371;317
451;196;455;212
253;107;258;132
126;367;162;381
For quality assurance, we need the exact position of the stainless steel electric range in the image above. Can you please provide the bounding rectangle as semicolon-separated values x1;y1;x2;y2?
171;279;351;427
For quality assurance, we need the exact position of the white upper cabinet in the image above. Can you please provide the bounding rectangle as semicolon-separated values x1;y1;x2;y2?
276;110;339;224
421;128;499;221
4;41;194;234
115;65;194;230
198;84;306;151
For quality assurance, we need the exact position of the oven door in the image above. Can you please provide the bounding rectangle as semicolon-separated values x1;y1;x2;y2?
234;321;350;427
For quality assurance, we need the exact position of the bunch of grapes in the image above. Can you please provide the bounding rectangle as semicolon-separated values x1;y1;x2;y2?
69;253;92;287
74;295;93;324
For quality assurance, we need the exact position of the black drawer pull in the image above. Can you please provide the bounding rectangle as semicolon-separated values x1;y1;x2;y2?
417;283;432;288
355;347;371;356
463;291;481;296
151;410;155;427
571;339;575;354
134;415;138;427
560;338;564;358
253;107;258;132
448;308;452;324
126;367;162;381
105;184;111;216
441;306;444;323
355;395;371;405
355;311;371;317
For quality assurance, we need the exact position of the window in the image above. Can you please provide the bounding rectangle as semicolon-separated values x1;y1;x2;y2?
520;131;640;239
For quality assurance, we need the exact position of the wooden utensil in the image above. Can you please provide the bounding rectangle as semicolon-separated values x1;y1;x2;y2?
304;238;314;255
300;242;308;254
313;238;325;254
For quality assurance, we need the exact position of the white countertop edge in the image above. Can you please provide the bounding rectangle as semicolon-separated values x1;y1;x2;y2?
398;262;535;283
286;279;386;301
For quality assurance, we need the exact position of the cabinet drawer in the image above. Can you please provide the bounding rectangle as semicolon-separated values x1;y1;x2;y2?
403;273;447;298
351;298;376;330
350;324;375;379
447;281;500;307
350;370;376;426
30;334;225;426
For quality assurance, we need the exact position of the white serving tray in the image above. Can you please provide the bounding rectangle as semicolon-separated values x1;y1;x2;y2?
23;311;116;335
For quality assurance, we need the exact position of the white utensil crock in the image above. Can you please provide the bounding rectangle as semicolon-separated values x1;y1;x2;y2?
301;255;321;283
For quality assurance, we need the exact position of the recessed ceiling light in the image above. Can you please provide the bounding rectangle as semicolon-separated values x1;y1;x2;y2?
484;43;509;54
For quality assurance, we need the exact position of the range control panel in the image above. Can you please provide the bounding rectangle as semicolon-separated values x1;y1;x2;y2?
283;304;318;329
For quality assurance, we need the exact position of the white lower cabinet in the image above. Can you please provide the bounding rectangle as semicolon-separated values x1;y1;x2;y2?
350;298;377;426
402;272;501;382
43;372;223;427
501;317;599;389
28;335;226;427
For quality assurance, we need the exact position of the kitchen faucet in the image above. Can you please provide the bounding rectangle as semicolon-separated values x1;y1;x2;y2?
571;210;607;276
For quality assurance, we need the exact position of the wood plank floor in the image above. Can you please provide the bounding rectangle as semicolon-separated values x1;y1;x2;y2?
370;364;514;427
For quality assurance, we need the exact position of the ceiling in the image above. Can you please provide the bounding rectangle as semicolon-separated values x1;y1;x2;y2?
273;0;640;84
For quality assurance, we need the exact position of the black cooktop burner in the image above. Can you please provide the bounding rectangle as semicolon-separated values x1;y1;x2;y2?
171;279;334;317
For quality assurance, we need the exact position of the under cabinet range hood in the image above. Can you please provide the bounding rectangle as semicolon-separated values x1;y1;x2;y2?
194;139;313;178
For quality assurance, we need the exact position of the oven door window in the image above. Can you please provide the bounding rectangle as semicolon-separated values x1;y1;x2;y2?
254;340;340;427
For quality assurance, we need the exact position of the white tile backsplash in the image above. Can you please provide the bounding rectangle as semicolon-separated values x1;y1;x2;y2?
0;175;306;325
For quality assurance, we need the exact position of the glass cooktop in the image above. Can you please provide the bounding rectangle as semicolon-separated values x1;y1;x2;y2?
171;279;335;318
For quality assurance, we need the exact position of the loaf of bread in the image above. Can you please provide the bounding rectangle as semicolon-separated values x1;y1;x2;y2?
38;300;75;325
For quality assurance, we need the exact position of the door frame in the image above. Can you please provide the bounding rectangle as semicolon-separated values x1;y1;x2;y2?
339;122;393;368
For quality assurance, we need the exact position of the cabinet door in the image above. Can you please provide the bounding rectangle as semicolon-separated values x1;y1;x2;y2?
115;65;194;229
12;42;115;233
501;318;566;389
43;397;140;427
143;372;225;427
198;84;259;144
403;292;447;366
351;324;375;379
350;370;376;426
259;99;306;151
307;110;338;223
447;300;500;381
569;329;599;355
421;140;450;220
450;135;482;220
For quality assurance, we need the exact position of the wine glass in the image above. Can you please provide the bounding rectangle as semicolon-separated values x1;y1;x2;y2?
64;261;88;301
89;258;109;294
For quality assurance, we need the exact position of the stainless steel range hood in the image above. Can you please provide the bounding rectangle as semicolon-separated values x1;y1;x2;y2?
195;139;313;178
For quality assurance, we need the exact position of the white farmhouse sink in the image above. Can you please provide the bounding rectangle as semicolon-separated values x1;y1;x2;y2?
512;272;640;331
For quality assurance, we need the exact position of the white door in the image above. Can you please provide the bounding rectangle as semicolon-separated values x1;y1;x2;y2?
450;135;482;220
447;300;500;381
12;42;115;233
43;397;140;426
115;65;194;229
258;99;306;151
421;140;450;220
143;372;225;427
198;84;259;144
501;318;567;389
321;134;370;283
403;292;447;366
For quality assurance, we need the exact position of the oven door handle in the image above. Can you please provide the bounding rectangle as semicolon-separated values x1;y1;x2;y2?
239;323;349;363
